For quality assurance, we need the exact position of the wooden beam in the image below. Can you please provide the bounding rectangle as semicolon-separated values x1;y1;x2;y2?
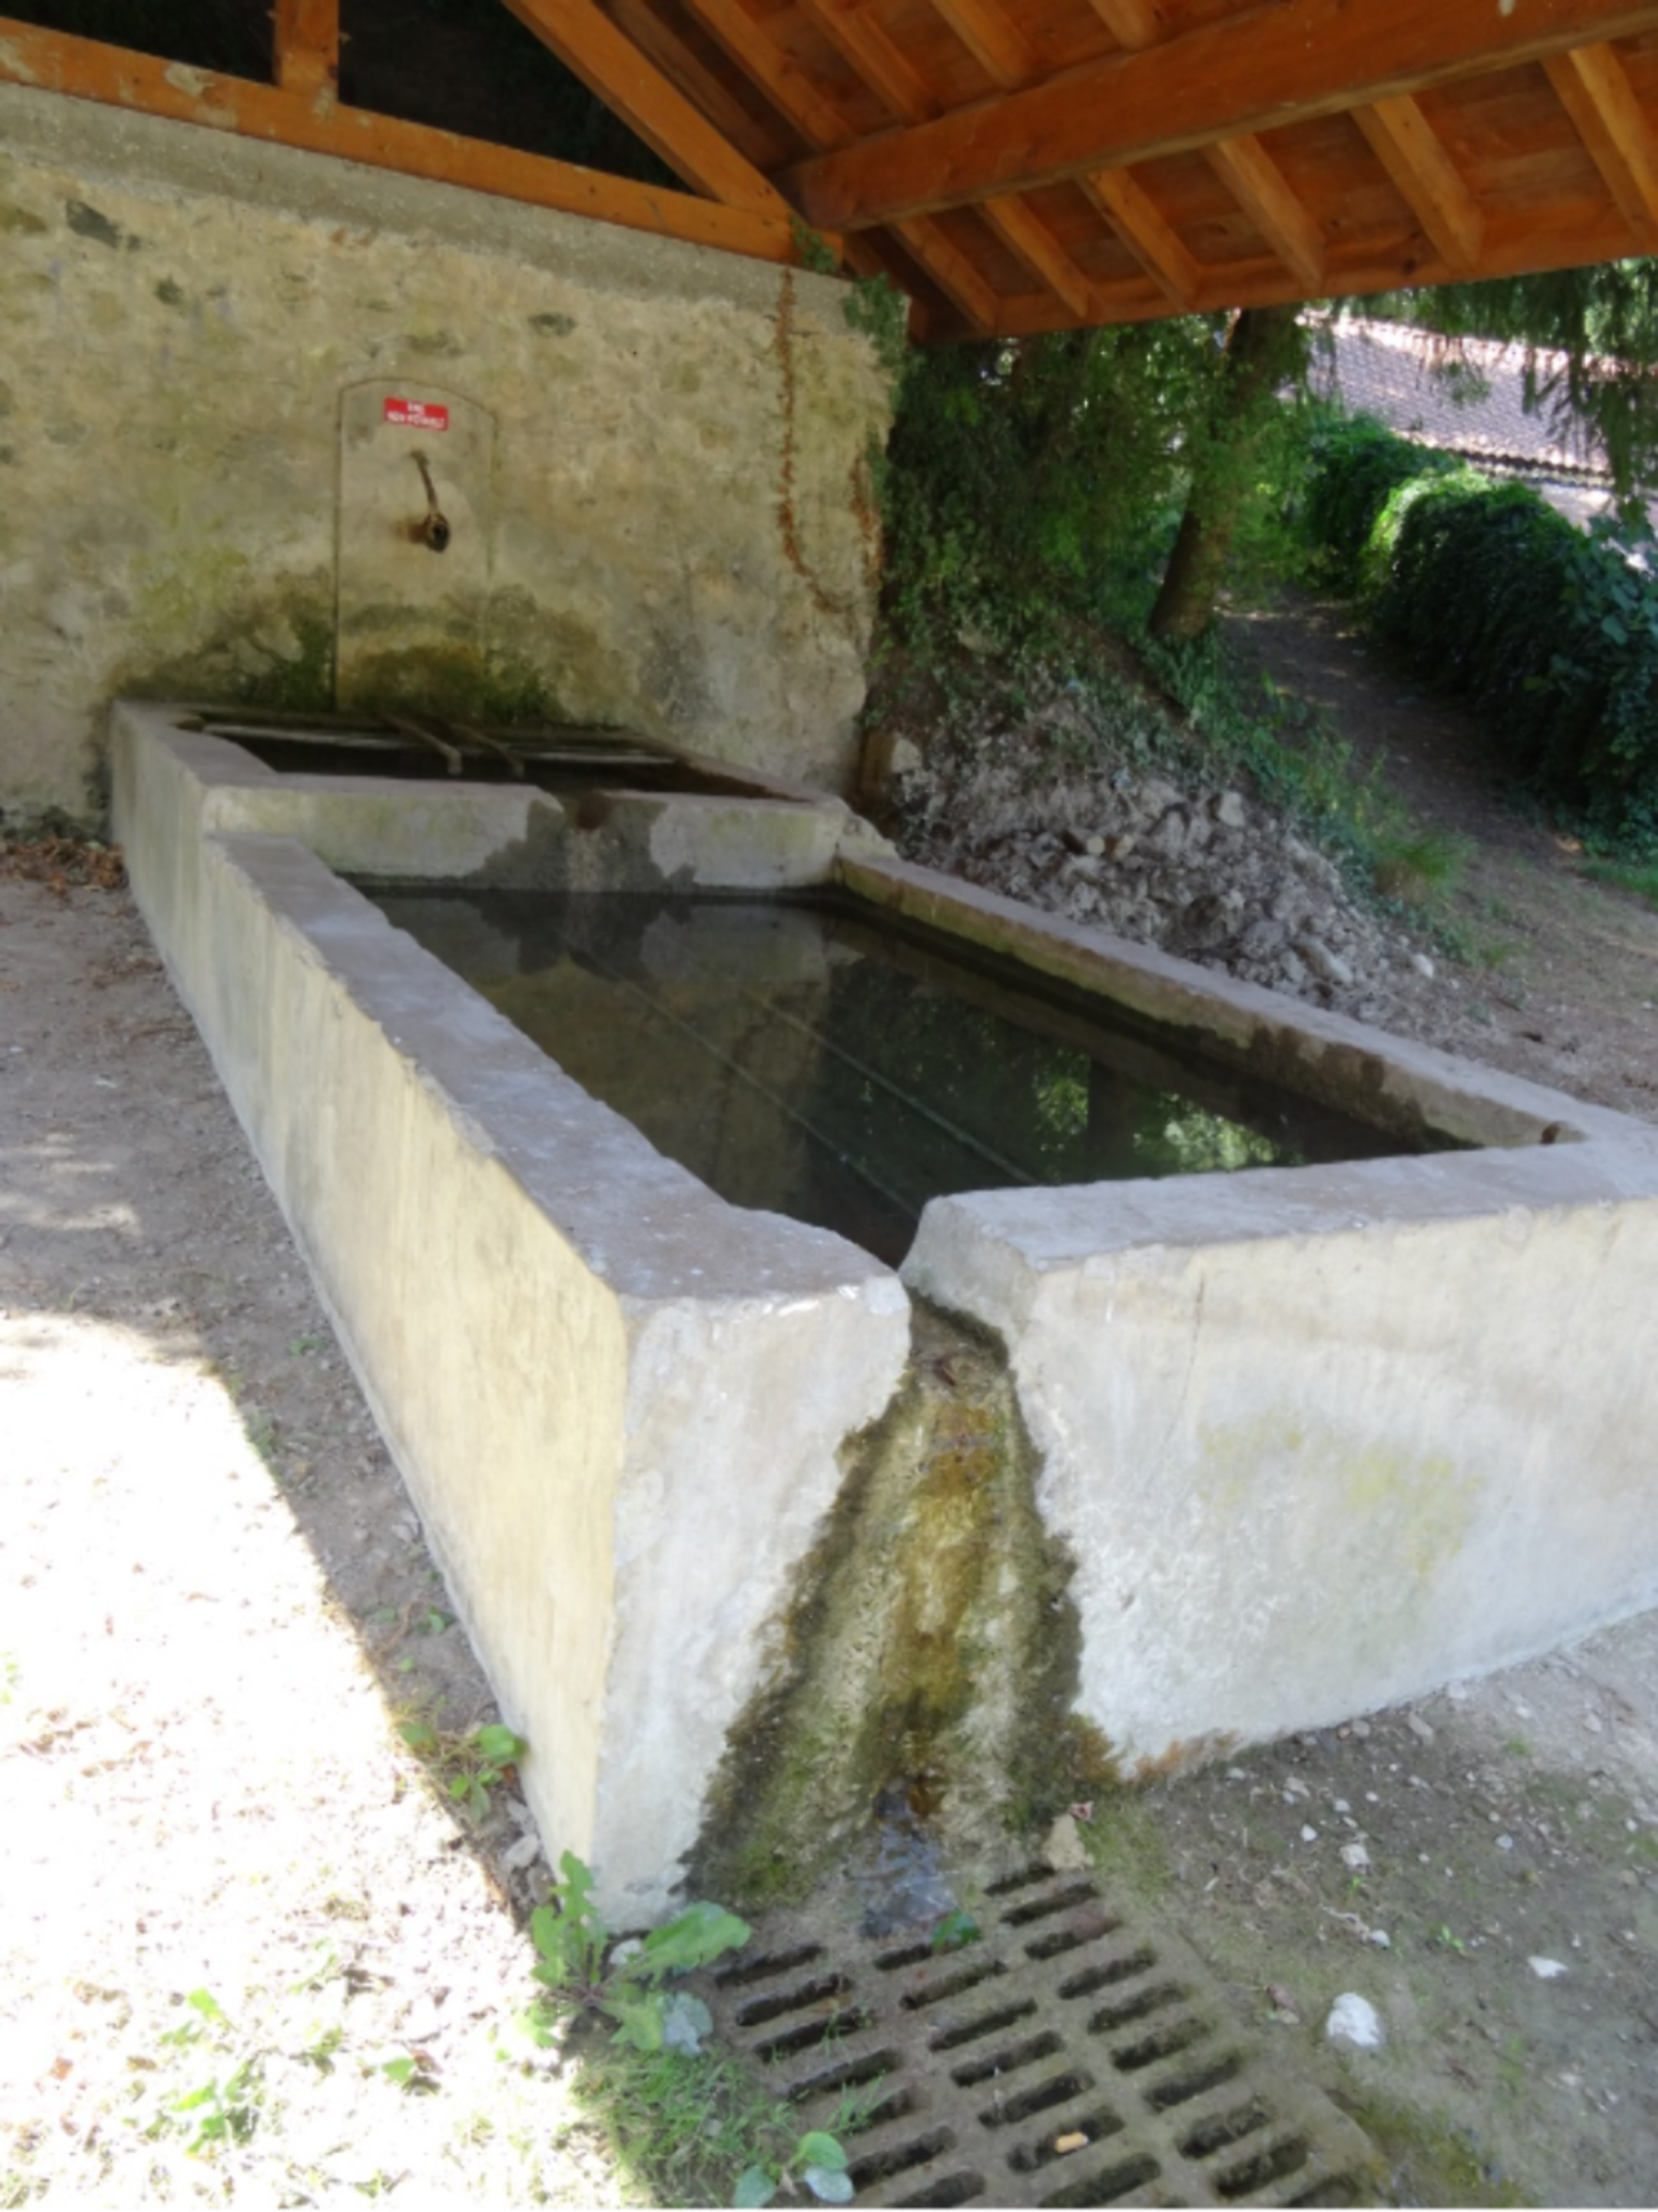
669;0;1000;327
1546;41;1658;232
272;0;337;99
927;0;1031;88
1205;135;1324;291
0;16;811;266
780;0;1658;231
795;0;936;124
499;0;788;214
1085;0;1162;52
676;0;854;149
1081;166;1199;308
986;189;1657;336
978;195;1098;319
603;0;791;171
894;215;999;330
1354;93;1485;271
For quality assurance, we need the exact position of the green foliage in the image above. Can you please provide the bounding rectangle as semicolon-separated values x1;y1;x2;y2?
929;1908;981;1952
878;323;1225;661
842;270;911;382
735;2127;853;2208
789;219;841;278
1295;411;1658;849
397;1715;528;1820
531;1852;750;2056
1295;412;1456;593
1581;852;1658;910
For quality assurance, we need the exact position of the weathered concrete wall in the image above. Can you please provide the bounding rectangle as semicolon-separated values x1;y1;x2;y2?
113;706;911;1917
0;85;889;824
882;869;1658;1774
908;1158;1658;1772
114;708;1658;1902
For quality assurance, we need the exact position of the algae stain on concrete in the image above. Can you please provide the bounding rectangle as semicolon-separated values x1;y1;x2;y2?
692;1304;1087;1910
1198;1413;1482;1580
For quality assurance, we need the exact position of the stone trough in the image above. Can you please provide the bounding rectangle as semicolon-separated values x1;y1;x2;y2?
113;699;1658;1916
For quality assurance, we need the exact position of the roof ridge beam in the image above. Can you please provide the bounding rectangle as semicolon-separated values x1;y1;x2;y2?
779;0;1658;232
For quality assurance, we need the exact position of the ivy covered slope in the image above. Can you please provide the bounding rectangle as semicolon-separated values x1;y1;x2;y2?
1299;413;1658;853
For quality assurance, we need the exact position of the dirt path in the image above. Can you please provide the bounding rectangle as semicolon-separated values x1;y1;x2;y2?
1228;593;1658;1128
0;865;616;2206
4;597;1658;2205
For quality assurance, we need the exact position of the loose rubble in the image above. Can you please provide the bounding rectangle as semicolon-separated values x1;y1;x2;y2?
882;685;1443;1031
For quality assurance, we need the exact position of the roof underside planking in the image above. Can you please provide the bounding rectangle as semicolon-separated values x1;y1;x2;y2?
6;1;1658;339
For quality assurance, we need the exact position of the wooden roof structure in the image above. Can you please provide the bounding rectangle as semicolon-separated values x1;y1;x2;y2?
6;3;1658;339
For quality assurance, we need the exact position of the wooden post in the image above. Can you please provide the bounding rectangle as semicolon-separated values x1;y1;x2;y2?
273;0;338;99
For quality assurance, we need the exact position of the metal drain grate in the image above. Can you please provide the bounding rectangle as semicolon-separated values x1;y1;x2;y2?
691;1865;1377;2208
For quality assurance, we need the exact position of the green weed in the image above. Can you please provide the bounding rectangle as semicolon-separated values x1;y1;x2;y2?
398;1717;528;1821
1582;854;1658;911
531;1853;853;2206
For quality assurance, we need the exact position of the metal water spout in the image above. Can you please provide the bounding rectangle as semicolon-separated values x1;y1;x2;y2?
411;451;450;553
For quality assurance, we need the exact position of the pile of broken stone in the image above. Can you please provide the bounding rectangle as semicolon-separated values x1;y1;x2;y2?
893;738;1442;1031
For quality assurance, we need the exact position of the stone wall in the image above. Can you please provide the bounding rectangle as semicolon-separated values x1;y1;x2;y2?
0;86;890;824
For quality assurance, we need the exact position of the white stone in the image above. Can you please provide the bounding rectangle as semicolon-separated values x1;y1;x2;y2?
1529;1957;1569;1980
1341;1842;1372;1872
1325;1994;1385;2051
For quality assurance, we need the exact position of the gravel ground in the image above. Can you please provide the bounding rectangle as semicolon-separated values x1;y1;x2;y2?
1;860;619;2207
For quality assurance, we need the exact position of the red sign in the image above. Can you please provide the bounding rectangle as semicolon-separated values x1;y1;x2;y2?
383;397;449;430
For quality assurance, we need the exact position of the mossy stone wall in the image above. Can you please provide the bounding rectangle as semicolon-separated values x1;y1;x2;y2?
0;86;890;824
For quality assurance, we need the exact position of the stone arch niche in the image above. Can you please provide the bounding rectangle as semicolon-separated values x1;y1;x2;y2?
335;379;498;717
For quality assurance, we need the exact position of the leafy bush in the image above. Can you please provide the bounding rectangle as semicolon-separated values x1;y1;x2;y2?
879;322;1233;656
1296;413;1658;849
1296;412;1456;592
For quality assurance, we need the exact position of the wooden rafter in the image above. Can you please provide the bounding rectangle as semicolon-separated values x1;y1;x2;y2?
1354;96;1486;274
780;0;1658;231
894;215;1000;327
1205;136;1324;292
604;0;792;172
979;195;1100;320
927;0;1031;89
0;14;809;266
792;0;1114;327
1081;168;1199;309
671;0;988;328
272;0;338;99
499;0;788;215
1546;42;1658;234
1086;0;1163;48
677;0;852;150
795;0;937;125
9;0;1658;341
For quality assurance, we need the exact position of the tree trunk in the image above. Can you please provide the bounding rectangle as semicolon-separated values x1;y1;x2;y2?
1149;303;1301;642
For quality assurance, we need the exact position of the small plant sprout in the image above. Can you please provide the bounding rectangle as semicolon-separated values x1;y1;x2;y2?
928;1908;980;1954
531;1852;751;2058
397;1717;528;1820
734;2129;855;2207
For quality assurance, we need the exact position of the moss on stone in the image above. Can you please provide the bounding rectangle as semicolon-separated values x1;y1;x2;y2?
690;1303;1091;1911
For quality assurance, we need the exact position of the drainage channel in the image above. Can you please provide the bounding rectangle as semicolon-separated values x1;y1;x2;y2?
687;1864;1377;2208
